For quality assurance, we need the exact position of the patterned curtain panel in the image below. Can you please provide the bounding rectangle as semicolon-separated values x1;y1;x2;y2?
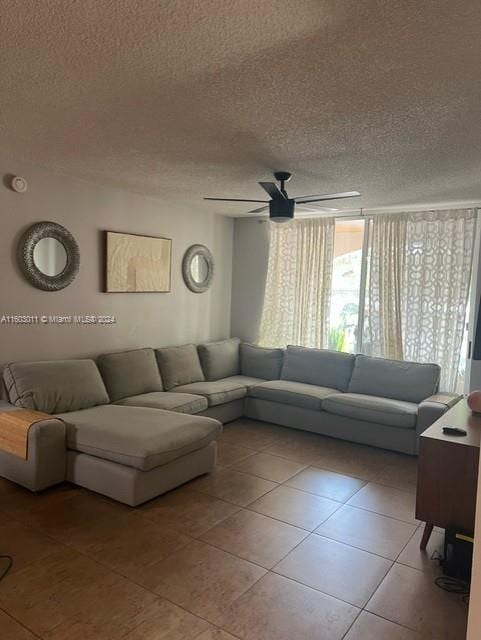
365;209;477;391
258;217;335;349
366;214;407;360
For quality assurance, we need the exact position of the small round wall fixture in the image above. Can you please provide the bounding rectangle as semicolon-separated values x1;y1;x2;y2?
182;244;214;293
18;221;80;291
10;176;28;193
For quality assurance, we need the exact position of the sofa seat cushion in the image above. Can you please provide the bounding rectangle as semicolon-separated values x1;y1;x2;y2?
222;375;266;388
323;393;418;429
249;380;340;411
59;405;221;471
172;379;247;407
114;392;208;414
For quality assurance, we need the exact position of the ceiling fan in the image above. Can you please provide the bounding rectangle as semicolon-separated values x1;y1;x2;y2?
204;172;360;223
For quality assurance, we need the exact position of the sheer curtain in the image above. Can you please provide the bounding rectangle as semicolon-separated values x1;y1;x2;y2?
366;214;407;360
258;217;335;349
365;209;477;391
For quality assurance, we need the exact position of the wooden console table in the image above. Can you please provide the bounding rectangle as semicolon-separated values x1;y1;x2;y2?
416;399;481;549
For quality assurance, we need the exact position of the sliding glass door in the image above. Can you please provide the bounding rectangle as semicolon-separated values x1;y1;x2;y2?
329;218;368;353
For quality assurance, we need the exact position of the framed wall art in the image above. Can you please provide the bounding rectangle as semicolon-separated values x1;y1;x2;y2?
105;231;172;293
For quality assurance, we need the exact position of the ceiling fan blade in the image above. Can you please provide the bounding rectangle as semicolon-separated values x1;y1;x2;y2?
249;205;270;214
294;191;360;203
258;182;286;200
204;197;269;203
295;205;339;213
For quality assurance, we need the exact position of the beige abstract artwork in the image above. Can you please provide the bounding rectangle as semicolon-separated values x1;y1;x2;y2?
105;231;172;292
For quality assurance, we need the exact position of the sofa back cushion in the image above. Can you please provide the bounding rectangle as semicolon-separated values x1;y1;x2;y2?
348;354;440;403
3;359;109;414
240;343;284;380
156;344;205;390
198;338;240;381
281;345;355;391
97;348;162;402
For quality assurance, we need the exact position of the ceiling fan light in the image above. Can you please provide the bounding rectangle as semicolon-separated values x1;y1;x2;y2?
269;199;295;223
270;216;292;224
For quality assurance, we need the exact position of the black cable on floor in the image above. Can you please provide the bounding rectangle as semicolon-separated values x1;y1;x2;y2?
434;576;470;604
0;555;13;582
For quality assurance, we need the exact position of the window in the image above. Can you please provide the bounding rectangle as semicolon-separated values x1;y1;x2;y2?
329;219;367;353
259;209;475;391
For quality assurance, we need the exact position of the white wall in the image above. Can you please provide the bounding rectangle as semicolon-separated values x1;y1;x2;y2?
230;217;270;342
0;160;233;368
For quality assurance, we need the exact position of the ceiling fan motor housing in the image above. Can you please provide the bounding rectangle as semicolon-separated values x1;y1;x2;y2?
270;198;295;223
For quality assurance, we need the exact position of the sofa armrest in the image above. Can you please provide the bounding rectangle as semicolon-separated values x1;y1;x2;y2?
416;393;462;438
0;402;66;491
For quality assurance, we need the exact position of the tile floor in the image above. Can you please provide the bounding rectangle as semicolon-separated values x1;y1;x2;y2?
0;418;469;639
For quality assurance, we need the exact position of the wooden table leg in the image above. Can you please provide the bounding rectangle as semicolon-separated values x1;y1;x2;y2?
420;523;434;550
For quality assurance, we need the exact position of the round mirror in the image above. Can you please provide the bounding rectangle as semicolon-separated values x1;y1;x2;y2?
32;237;68;276
182;244;214;293
190;254;209;284
18;221;80;291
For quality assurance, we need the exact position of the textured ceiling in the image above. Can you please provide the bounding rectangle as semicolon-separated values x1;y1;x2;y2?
1;0;481;215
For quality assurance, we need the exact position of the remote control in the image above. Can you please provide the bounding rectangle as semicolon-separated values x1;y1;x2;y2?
442;426;467;436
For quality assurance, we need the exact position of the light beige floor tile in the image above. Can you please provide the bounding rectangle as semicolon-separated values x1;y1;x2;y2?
249;485;340;530
0;547;165;638
397;526;445;574
347;482;418;524
366;563;468;639
233;452;307;482
200;509;308;568
312;443;419;491
262;440;323;464
0;609;38;640
196;628;239;640
274;534;391;607
286;467;366;502
374;456;418;492
265;426;328;448
43;595;211;640
190;468;277;506
121;597;211;640
315;505;417;559
78;513;192;583
0;481;81;521
219;572;359;640
216;442;256;466
0;520;59;574
311;442;388;482
17;490;129;542
218;422;279;450
344;611;422;640
140;486;240;537
146;539;266;623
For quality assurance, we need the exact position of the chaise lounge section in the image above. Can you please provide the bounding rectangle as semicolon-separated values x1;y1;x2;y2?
2;358;221;505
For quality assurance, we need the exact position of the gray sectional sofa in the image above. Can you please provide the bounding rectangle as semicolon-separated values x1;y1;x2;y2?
0;338;461;506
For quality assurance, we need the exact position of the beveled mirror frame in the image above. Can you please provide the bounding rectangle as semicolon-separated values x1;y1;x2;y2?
18;221;80;291
182;244;215;293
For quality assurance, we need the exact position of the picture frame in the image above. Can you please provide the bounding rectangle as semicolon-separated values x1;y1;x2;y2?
104;231;172;293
